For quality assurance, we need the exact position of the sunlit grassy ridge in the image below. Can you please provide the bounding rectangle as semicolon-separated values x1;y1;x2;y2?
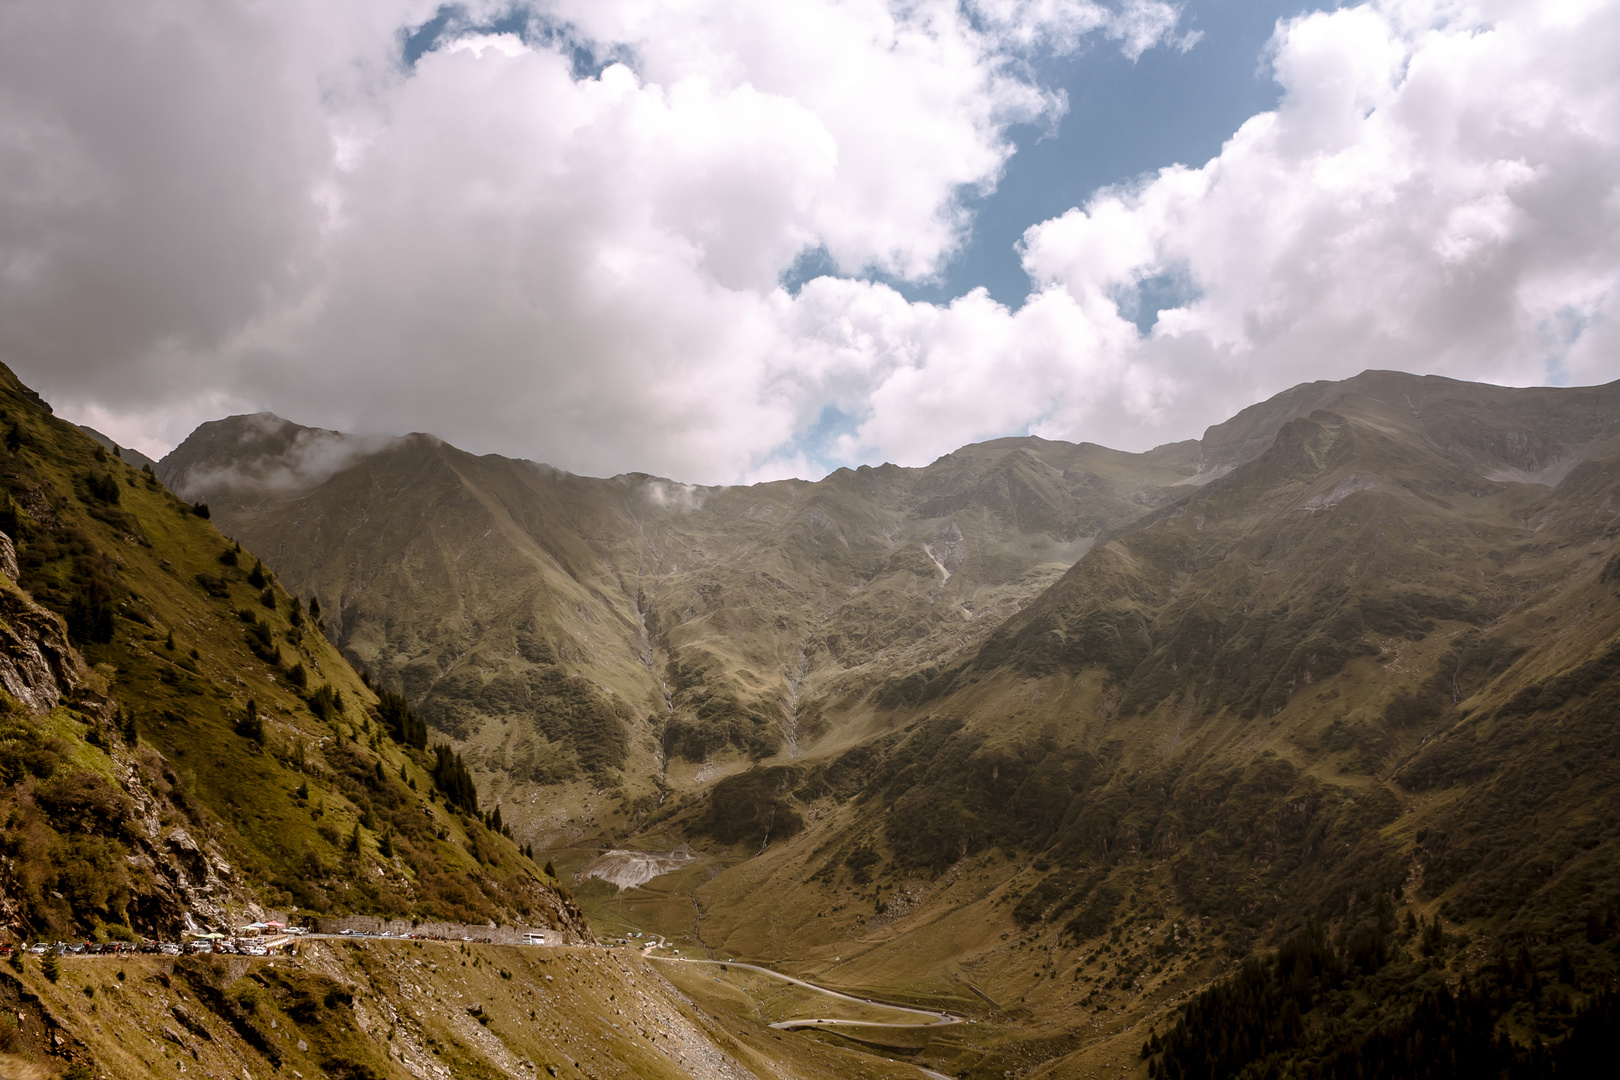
0;362;583;939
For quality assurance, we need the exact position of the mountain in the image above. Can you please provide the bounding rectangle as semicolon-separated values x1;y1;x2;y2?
159;370;1620;1077
157;414;1209;844
75;424;157;470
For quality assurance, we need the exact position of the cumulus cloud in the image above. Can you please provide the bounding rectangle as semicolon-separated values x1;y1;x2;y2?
1;0;1615;484
824;0;1620;469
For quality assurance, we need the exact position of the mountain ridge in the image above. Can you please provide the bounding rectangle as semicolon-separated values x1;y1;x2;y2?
156;368;1620;1077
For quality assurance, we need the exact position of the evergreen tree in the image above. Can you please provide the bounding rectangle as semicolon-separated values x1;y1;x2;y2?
308;684;342;721
347;823;362;854
247;560;266;588
41;949;59;983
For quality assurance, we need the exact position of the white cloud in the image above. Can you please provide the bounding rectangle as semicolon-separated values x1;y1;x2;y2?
829;0;1620;468
2;1;1615;483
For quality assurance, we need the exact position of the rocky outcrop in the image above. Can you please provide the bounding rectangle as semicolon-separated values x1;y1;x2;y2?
0;548;83;714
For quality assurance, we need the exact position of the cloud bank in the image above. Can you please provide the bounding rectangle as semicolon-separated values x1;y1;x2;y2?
1;0;1615;483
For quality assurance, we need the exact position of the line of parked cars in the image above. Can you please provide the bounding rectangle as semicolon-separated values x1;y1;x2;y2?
2;933;309;958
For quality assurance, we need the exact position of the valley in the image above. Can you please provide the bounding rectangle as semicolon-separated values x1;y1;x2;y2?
0;363;1614;1076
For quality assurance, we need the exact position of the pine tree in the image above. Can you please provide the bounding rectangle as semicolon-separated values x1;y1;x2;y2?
41;949;59;983
348;823;362;854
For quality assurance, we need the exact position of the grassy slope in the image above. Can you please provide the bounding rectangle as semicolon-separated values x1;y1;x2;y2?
0;362;578;936
4;939;931;1080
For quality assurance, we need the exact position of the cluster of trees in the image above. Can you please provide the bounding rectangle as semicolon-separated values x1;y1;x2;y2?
432;745;479;815
376;689;428;750
1145;911;1618;1079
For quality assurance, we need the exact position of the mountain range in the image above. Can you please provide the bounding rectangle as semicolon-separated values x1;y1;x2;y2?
156;369;1620;1077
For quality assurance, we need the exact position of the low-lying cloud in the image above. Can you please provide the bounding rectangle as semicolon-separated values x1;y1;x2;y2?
166;414;400;501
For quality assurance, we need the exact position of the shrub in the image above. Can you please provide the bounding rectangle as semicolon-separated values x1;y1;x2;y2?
235;699;264;743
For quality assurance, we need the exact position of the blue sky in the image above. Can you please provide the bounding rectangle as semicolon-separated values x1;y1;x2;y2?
914;0;1326;309
5;0;1615;483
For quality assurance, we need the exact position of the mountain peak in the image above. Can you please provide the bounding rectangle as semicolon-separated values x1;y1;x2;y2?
159;413;399;501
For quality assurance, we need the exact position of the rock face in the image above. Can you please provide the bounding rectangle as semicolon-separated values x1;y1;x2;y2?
0;567;81;714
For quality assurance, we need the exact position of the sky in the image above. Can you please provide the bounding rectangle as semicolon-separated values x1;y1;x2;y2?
2;0;1617;485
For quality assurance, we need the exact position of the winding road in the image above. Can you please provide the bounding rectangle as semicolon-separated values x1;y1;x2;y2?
640;938;962;1079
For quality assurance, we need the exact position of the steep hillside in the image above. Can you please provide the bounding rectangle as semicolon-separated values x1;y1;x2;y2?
0;362;585;941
